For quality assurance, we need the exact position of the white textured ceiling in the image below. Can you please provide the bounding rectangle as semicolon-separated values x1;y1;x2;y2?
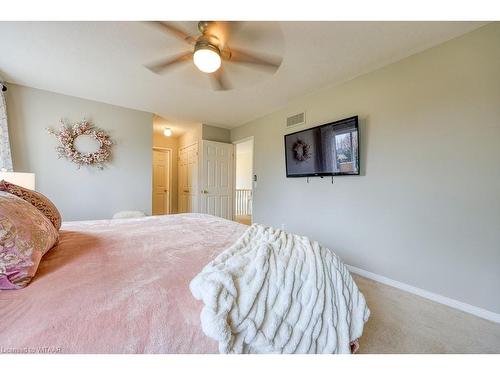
0;21;486;128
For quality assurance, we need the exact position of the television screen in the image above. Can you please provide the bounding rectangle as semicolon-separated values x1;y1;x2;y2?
284;116;359;177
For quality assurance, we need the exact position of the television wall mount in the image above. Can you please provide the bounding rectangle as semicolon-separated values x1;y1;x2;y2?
306;175;334;184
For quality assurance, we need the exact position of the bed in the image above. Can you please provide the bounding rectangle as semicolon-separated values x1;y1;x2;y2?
1;211;370;354
0;214;246;353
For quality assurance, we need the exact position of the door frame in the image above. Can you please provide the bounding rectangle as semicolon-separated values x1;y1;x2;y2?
152;147;172;215
232;136;254;222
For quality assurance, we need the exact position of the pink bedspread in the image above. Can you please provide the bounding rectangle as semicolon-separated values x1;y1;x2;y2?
0;214;247;354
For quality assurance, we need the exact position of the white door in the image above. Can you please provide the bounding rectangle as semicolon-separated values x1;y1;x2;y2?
178;143;199;213
199;140;234;220
152;149;171;215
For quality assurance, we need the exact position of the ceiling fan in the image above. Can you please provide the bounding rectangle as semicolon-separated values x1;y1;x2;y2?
144;21;283;91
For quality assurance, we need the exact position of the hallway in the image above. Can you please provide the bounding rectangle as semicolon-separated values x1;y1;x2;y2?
234;139;253;225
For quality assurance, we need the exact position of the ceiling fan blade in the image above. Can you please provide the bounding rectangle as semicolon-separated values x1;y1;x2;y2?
225;47;282;72
209;68;231;91
208;21;245;48
145;52;192;74
146;21;196;45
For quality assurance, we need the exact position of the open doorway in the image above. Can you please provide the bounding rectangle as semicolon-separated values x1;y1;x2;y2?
234;138;253;225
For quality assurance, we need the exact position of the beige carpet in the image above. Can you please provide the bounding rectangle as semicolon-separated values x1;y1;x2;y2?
353;275;500;353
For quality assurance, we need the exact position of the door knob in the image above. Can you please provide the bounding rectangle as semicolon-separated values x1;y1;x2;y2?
202;190;208;194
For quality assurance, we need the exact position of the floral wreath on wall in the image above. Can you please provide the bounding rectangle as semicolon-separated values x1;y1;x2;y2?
292;139;311;162
47;119;113;170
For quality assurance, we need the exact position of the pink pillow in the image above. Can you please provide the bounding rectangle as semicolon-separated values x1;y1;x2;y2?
0;180;61;230
0;191;59;289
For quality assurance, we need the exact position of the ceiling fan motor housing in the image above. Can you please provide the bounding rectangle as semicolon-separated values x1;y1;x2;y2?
198;21;211;34
194;38;221;56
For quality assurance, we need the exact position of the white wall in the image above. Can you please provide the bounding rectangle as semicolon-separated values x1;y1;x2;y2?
7;84;153;221
231;23;500;314
178;123;230;148
202;124;231;143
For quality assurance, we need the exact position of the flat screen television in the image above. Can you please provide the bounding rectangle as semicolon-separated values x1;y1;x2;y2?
284;116;359;177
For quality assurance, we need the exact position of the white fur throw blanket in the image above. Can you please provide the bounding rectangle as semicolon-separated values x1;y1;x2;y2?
190;224;370;354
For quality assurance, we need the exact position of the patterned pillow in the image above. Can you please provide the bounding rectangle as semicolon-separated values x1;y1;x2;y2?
0;180;61;230
0;191;59;289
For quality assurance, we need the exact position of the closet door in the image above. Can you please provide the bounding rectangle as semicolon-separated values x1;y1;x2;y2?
178;143;199;213
199;140;234;220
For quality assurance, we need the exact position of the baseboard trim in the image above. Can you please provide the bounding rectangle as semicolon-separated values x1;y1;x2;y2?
347;265;500;324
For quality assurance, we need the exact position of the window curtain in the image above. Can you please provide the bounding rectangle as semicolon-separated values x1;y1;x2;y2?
0;86;13;171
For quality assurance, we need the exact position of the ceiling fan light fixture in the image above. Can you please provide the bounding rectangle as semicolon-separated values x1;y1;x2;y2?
193;42;221;73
